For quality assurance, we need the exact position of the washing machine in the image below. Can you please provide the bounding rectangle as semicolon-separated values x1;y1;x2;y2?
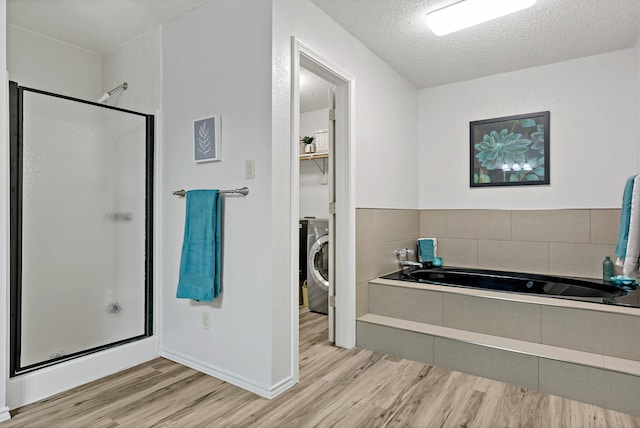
307;219;329;314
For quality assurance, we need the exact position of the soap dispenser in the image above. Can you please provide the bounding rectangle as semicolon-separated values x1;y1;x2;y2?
603;256;614;284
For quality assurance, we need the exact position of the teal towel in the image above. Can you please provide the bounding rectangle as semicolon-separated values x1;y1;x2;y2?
616;176;636;260
418;238;435;262
176;190;221;302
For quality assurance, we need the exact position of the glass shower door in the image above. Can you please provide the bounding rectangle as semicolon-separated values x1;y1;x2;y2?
10;83;153;375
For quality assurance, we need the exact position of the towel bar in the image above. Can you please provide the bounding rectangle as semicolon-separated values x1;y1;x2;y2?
172;187;249;197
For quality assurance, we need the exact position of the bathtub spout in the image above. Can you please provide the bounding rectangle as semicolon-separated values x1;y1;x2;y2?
400;260;423;268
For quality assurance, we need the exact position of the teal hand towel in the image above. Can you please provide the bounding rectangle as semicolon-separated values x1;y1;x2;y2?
616;176;636;259
418;238;436;263
176;190;221;302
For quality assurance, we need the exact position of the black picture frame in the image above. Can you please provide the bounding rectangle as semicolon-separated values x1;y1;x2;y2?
470;111;550;187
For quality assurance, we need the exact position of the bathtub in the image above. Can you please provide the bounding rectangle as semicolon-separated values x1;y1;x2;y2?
382;266;638;306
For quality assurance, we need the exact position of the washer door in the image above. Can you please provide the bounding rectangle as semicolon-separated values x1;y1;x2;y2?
308;235;329;290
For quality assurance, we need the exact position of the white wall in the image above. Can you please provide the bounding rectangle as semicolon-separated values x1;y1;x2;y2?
300;109;330;219
102;27;162;114
272;0;419;388
7;24;101;100
300;108;328;138
274;1;419;211
419;49;639;210
160;0;277;396
5;23;159;409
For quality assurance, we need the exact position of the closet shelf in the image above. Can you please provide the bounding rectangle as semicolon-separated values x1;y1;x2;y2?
299;152;328;161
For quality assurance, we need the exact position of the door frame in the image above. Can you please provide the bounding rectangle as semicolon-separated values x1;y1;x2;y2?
290;37;356;378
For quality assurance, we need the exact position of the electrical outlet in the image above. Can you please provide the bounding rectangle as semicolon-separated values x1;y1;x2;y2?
201;312;210;330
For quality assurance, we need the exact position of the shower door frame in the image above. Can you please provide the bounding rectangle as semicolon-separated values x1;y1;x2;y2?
8;81;155;377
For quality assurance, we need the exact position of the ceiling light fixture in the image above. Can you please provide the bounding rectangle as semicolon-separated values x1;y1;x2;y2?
426;0;538;36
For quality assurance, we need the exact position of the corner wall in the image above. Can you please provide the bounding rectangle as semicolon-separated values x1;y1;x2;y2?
273;0;419;211
102;27;162;114
7;24;101;100
418;49;639;210
273;0;419;384
160;0;276;396
5;21;160;409
355;209;420;316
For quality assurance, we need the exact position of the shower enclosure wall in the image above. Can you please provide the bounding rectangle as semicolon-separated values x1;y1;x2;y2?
9;82;154;376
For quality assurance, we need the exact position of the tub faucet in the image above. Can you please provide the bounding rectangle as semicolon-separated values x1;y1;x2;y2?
395;247;421;270
399;260;422;268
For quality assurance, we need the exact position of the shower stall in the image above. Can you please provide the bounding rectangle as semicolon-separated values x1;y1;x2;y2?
8;82;154;376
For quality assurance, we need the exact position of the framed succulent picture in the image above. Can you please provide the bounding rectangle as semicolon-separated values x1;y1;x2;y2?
470;111;549;187
193;116;221;163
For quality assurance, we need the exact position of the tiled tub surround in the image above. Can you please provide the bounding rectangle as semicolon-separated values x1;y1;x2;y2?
356;208;624;316
355;208;640;416
356;209;420;317
420;209;621;279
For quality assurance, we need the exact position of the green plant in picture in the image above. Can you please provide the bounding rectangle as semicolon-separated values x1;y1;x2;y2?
508;120;545;182
473;168;491;184
302;136;315;145
509;156;545;182
474;129;532;170
530;123;545;154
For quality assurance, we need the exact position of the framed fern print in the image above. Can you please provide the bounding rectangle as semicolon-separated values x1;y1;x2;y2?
193;116;221;162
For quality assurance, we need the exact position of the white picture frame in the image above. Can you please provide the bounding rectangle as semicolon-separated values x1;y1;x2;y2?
193;115;221;162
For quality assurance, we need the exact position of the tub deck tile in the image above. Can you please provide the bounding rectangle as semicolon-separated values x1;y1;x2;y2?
358;313;640;377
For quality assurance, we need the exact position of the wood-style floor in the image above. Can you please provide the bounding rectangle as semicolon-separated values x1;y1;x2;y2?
4;308;640;427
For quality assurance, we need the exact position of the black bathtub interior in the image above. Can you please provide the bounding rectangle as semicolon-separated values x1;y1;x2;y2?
381;266;639;307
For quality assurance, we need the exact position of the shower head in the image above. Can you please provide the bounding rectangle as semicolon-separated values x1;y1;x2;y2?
97;82;128;104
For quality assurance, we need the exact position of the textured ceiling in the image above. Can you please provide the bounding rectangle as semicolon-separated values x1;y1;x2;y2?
7;0;210;54
300;67;335;113
310;0;640;88
6;0;333;112
7;0;640;88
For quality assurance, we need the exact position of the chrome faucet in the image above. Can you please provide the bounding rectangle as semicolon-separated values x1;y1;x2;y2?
395;247;422;269
399;260;423;268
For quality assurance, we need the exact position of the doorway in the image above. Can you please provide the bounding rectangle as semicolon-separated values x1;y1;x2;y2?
291;39;356;379
298;65;334;319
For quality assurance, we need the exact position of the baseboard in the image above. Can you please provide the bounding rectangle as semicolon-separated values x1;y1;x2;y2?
159;347;295;399
7;337;158;409
269;374;296;398
0;407;11;422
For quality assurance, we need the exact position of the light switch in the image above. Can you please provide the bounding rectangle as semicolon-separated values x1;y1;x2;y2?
245;159;255;179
